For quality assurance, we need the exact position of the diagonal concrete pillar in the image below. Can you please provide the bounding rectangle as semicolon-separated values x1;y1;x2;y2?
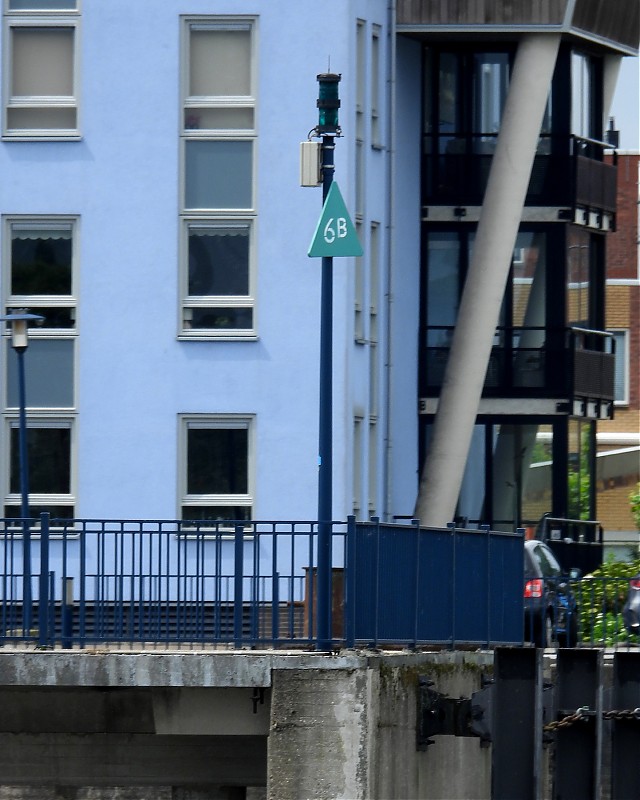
415;33;561;527
490;246;547;528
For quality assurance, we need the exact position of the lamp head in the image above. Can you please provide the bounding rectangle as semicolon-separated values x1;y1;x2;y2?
316;72;341;134
0;310;45;351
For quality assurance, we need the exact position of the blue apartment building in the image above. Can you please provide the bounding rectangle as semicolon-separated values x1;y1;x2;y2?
0;0;637;576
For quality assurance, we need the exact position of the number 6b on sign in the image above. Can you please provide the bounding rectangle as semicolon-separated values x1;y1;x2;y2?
324;217;348;244
308;181;363;258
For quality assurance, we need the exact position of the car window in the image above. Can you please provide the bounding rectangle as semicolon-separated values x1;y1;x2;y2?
531;543;562;578
523;550;536;573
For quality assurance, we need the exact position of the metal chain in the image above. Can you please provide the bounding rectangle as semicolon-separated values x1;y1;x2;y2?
603;708;640;721
544;706;590;731
544;707;640;731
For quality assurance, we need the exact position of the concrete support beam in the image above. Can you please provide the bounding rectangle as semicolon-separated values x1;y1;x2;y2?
267;668;377;800
0;787;257;800
415;33;561;527
0;733;267;787
0;651;372;688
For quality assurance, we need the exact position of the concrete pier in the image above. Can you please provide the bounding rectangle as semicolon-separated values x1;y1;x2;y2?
0;648;497;800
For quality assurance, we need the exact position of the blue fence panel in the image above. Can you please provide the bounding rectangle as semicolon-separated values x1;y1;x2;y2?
354;521;421;644
451;526;489;644
488;531;525;644
349;520;524;647
416;526;455;643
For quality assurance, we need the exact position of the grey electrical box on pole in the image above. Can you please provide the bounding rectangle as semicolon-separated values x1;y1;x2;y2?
300;141;322;186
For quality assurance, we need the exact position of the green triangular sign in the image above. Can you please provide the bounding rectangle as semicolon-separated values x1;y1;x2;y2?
308;182;363;258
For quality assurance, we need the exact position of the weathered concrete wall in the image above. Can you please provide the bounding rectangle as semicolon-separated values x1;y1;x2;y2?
266;652;495;800
376;653;493;800
268;668;376;800
411;653;494;800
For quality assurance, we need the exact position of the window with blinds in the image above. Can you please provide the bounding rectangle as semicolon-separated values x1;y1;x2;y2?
3;0;79;137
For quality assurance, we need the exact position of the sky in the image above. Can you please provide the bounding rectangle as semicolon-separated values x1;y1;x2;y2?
610;56;639;150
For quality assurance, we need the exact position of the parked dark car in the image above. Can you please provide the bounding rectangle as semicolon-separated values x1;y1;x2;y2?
524;540;578;647
622;574;640;635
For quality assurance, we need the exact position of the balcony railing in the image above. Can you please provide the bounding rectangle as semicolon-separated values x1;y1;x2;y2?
422;134;616;214
570;327;616;405
421;325;615;413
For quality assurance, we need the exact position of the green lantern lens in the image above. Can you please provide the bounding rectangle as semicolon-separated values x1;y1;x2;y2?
317;73;341;133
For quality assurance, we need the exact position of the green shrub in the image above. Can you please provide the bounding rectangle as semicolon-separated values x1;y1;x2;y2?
576;555;640;645
630;483;640;531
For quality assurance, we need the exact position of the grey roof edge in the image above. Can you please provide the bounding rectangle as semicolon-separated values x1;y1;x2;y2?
396;24;638;56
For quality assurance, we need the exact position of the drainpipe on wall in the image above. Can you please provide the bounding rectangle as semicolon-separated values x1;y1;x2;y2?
383;0;396;521
414;33;562;527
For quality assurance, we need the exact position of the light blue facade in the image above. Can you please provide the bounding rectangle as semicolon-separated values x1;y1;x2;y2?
0;0;420;524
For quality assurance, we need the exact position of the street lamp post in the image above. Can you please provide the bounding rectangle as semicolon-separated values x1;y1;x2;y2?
315;73;341;651
0;310;44;633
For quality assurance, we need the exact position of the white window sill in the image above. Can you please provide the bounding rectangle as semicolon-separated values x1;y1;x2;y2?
3;133;82;142
178;333;259;342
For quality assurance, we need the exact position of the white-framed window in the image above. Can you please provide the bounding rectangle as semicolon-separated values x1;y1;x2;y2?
2;215;77;518
180;17;256;339
3;416;75;519
182;219;254;332
610;329;629;405
4;217;77;330
3;0;79;139
179;414;254;522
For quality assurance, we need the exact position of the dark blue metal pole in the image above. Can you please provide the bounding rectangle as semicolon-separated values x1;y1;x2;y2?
16;346;32;633
38;512;50;647
234;523;245;648
317;132;335;651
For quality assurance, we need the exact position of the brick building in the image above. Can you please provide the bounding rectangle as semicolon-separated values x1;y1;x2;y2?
599;152;640;551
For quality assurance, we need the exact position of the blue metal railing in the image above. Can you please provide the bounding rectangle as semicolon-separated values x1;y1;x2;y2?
0;514;525;649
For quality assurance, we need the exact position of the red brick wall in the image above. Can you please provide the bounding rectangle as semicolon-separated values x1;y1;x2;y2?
607;153;639;281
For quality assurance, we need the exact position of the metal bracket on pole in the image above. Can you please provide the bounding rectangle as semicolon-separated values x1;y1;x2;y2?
416;677;476;749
